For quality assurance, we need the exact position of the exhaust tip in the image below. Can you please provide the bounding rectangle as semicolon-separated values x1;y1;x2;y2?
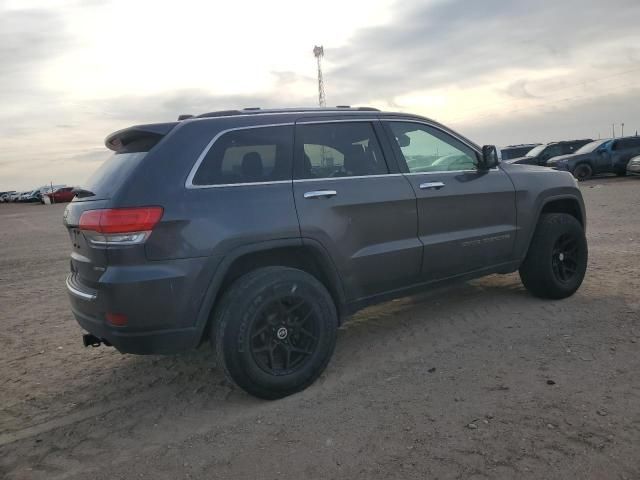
82;334;103;347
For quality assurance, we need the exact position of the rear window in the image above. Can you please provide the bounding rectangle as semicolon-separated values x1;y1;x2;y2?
191;126;293;186
82;152;146;199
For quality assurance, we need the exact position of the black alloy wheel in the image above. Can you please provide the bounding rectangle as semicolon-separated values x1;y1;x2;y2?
249;296;320;376
551;234;579;283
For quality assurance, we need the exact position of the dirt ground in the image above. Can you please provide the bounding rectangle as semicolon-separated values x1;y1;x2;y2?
1;177;639;480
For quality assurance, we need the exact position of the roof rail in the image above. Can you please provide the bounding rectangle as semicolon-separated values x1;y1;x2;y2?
194;106;381;119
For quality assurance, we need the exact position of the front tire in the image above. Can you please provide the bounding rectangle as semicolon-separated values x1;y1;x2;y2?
519;213;588;299
213;267;338;399
572;163;592;181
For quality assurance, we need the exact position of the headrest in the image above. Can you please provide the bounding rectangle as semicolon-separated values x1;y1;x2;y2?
241;152;263;181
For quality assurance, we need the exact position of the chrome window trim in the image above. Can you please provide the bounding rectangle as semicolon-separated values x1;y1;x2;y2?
188;180;292;189
185;123;295;189
293;173;404;183
66;275;97;301
404;168;499;176
185;117;496;188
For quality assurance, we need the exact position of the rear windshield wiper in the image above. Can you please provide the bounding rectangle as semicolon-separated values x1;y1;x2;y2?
72;188;95;198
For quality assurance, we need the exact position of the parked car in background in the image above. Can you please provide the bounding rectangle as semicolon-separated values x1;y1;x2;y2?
39;184;66;198
500;143;540;161
45;186;76;203
17;191;34;202
626;155;640;176
506;139;593;166
0;191;16;202
19;189;43;203
548;136;640;180
9;192;23;202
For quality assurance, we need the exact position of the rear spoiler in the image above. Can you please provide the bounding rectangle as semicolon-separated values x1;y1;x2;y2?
105;122;178;152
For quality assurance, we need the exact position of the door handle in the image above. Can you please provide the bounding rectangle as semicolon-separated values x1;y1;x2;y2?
304;190;337;199
419;181;445;190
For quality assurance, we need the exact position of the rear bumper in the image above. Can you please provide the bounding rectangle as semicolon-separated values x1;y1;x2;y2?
65;256;212;354
70;306;199;354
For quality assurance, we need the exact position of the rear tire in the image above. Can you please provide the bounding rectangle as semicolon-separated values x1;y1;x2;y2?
213;267;338;399
572;163;593;181
519;213;588;299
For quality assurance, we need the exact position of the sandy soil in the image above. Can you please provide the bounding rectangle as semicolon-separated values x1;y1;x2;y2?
1;177;639;480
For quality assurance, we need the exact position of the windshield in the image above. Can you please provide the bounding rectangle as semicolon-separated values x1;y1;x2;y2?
574;139;611;154
525;144;546;157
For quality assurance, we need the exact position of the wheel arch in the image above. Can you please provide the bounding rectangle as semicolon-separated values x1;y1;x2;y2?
539;197;585;227
194;239;347;345
521;194;586;261
571;161;593;179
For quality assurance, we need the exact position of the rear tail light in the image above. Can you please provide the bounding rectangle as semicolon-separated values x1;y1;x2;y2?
79;207;163;246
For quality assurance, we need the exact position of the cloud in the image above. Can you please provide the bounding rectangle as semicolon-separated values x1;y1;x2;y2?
457;86;640;146
1;0;640;190
0;6;72;96
327;0;640;103
504;80;539;100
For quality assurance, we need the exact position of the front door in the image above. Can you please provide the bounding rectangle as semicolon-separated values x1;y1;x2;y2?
593;140;614;173
383;120;517;281
292;119;422;301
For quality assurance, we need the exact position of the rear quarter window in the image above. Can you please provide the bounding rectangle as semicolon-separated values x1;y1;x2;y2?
191;126;293;186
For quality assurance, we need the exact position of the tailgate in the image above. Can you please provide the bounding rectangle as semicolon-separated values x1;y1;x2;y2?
64;199;111;287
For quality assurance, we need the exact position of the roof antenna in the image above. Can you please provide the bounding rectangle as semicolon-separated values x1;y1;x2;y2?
313;45;326;107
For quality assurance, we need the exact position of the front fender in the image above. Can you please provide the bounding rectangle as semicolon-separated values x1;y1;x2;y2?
501;164;585;262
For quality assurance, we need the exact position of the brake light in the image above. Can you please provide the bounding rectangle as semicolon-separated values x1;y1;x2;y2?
79;207;163;246
79;207;163;234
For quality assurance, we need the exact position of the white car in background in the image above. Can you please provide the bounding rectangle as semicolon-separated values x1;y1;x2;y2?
627;156;640;176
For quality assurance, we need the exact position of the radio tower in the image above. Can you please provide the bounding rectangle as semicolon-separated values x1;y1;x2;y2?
313;45;326;107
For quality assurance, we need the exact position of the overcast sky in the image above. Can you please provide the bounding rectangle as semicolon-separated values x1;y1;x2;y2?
1;0;639;191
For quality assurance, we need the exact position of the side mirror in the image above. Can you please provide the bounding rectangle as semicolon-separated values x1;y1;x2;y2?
481;145;499;169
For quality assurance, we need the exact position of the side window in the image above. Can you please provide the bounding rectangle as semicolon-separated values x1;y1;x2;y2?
615;138;640;150
295;122;388;179
544;144;562;158
387;122;477;173
192;125;293;185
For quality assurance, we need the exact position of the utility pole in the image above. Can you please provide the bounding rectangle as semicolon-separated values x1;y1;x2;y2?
313;45;326;107
612;124;615;138
621;123;625;137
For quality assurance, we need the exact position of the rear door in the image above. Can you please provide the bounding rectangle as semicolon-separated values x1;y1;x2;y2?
383;120;517;281
292;119;421;301
611;137;640;172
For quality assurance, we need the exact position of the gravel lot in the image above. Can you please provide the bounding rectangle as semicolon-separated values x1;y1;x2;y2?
1;177;639;480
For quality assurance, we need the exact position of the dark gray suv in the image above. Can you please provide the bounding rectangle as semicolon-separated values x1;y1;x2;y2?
64;107;588;399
